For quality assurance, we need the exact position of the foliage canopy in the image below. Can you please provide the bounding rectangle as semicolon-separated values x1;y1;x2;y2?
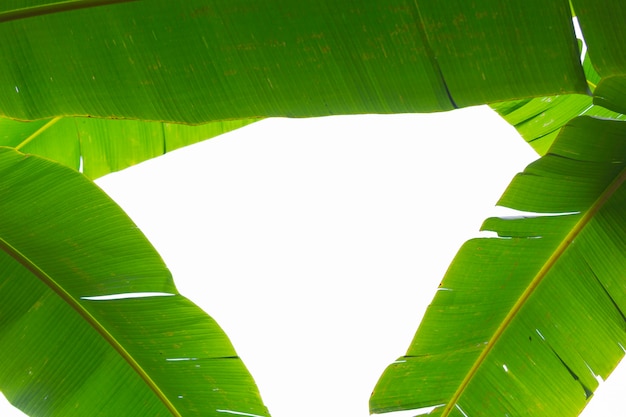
0;1;625;416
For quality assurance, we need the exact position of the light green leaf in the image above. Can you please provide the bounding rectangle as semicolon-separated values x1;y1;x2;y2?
0;1;586;123
0;117;257;179
0;148;268;416
370;116;626;416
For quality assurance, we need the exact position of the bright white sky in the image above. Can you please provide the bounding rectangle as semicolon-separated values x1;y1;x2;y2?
1;106;624;416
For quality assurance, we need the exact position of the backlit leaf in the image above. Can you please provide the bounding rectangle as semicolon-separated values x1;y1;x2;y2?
0;148;268;416
371;116;626;416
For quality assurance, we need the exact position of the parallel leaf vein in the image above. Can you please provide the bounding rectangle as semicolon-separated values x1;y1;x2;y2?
441;165;626;416
0;236;182;417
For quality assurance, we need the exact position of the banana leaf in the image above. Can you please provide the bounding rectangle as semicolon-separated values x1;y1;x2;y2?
490;35;625;156
370;116;626;416
0;1;586;123
0;1;591;180
572;0;626;114
0;116;258;179
0;147;268;417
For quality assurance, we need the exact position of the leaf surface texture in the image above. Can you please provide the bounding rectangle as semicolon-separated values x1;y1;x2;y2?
0;1;586;123
371;117;626;416
0;148;269;416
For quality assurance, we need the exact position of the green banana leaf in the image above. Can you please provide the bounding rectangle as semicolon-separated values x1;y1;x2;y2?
0;116;258;179
490;35;626;156
0;147;268;417
0;0;592;180
572;0;626;114
0;1;586;123
0;1;596;179
370;116;626;416
1;2;625;417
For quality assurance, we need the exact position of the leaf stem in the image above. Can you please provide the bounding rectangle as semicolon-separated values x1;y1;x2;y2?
587;79;597;91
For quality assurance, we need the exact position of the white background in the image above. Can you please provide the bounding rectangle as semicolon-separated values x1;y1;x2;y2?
1;106;624;416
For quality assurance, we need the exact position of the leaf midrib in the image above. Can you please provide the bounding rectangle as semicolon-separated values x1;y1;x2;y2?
15;117;61;151
0;235;181;417
440;164;626;416
0;0;138;23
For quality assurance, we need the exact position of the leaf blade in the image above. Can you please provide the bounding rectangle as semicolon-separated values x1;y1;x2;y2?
0;148;269;416
371;117;626;416
0;117;258;179
0;1;586;123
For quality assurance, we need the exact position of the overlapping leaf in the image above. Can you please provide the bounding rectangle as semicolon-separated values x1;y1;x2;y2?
0;148;269;416
0;1;590;179
0;116;257;179
0;2;623;417
490;1;626;157
490;35;625;156
370;116;626;416
0;1;586;123
572;0;626;114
